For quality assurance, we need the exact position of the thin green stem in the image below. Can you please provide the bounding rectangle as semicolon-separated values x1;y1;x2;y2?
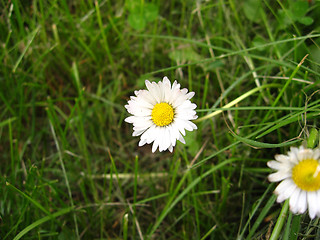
269;199;289;240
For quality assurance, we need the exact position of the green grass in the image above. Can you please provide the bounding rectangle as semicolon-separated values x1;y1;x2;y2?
1;0;320;239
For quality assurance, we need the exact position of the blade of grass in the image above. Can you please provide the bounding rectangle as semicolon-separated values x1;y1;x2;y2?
147;158;240;238
13;207;74;240
261;54;309;123
48;119;79;239
12;26;40;73
195;83;281;123
282;212;293;240
244;194;276;240
269;199;289;240
6;182;50;215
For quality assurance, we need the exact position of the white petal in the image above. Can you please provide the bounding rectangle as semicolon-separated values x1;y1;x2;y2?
145;80;161;103
125;116;135;123
132;129;146;137
297;190;307;214
298;148;314;161
158;127;170;152
316;190;320;217
274;154;290;163
185;91;195;100
276;181;297;203
268;171;291;182
172;80;180;91
178;133;186;144
313;149;320;160
152;135;160;152
162;76;171;86
168;124;180;147
139;138;147;147
288;148;299;164
267;160;282;170
289;188;301;214
307;191;318;219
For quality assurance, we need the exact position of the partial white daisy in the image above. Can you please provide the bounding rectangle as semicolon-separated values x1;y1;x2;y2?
267;146;320;219
125;76;198;153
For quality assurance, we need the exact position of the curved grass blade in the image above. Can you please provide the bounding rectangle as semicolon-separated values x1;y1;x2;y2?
231;132;301;148
13;207;74;240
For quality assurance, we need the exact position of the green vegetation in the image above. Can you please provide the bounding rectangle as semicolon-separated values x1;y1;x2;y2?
1;0;320;239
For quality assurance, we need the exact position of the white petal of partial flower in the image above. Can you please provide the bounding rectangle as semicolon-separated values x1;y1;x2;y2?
274;154;290;163
139;138;147;147
168;125;178;147
139;90;157;106
172;92;190;108
172;80;180;91
178;133;186;144
159;127;170;152
276;181;297;203
289;147;300;164
185;91;195;100
312;149;320;160
267;160;282;170
316;190;320;217
132;129;146;137
298;148;314;161
152;139;159;153
125;116;136;123
274;178;294;199
289;188;301;214
268;171;290;182
145;80;160;103
297;190;307;214
307;191;318;219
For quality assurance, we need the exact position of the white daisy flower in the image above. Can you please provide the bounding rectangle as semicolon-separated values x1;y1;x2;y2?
125;76;198;153
267;146;320;219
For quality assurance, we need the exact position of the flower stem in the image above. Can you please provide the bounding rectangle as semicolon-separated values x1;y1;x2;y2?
269;199;289;240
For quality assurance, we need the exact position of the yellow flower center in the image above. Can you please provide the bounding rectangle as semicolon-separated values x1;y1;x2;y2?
292;159;320;191
151;102;174;127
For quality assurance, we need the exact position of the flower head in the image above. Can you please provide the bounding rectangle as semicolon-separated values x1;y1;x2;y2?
268;146;320;219
125;76;198;152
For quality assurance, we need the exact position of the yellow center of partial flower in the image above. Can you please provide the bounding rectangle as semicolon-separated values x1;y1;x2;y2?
292;159;320;191
151;102;174;127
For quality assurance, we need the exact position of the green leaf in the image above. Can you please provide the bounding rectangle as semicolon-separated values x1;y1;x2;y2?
277;9;293;29
291;0;308;18
243;0;262;23
128;12;146;30
144;3;158;22
307;128;318;149
298;16;313;25
125;0;140;12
